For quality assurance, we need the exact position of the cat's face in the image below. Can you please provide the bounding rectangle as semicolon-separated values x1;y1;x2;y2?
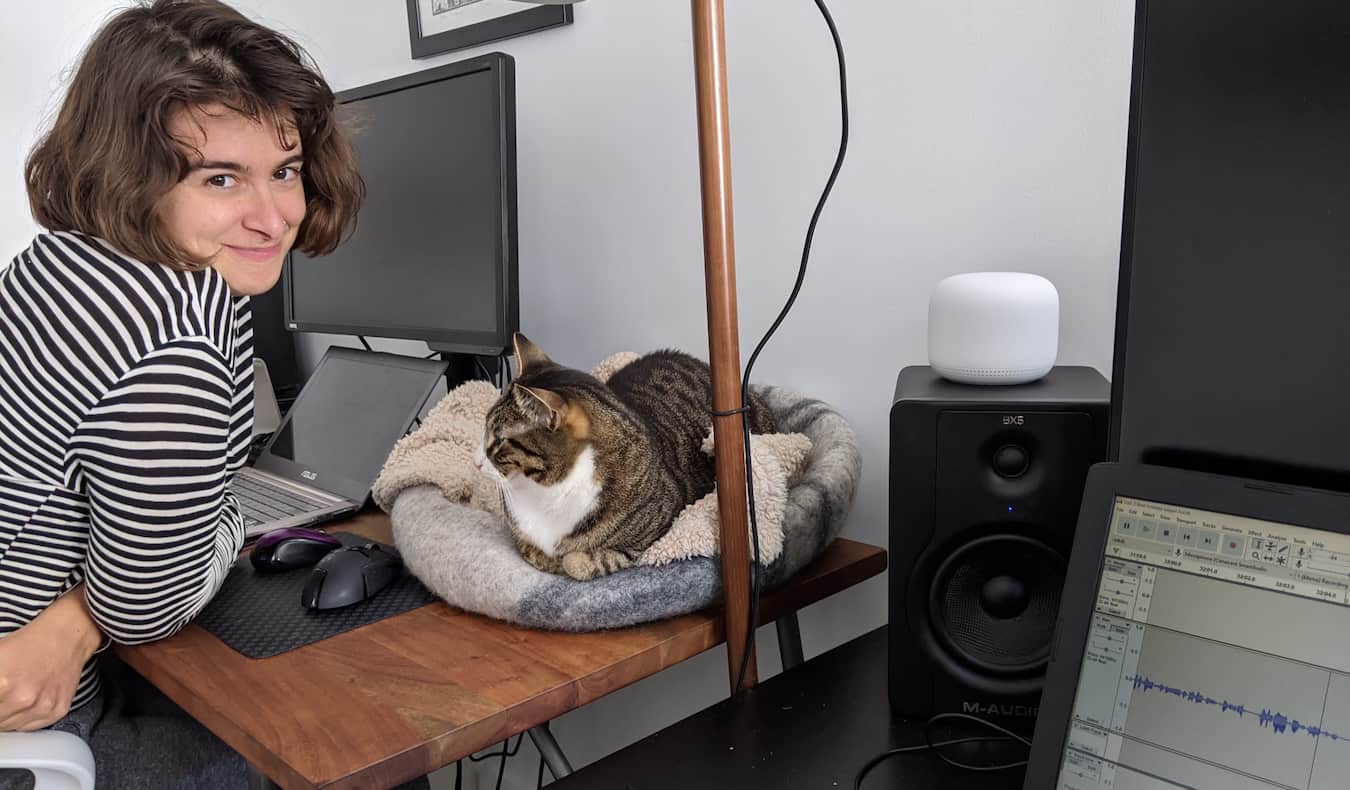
477;333;593;489
478;385;589;487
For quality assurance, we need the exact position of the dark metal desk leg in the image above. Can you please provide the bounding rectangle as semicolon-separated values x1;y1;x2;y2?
528;722;574;779
776;613;805;670
247;765;281;790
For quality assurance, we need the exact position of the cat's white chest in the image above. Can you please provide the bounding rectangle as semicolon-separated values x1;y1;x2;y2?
502;446;601;556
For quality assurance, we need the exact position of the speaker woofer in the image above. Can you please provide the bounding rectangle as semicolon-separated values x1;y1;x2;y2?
928;533;1064;677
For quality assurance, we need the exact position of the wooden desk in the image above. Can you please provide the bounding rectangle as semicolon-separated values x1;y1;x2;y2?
114;510;886;789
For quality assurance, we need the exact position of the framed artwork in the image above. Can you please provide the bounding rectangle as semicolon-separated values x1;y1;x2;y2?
406;0;573;59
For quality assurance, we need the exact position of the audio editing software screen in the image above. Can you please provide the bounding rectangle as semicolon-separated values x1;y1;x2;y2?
1056;497;1350;789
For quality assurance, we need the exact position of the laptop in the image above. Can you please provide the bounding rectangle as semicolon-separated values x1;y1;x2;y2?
252;358;283;436
1025;462;1350;790
232;347;447;538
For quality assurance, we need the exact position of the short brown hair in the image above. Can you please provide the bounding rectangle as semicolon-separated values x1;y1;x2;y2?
25;0;364;271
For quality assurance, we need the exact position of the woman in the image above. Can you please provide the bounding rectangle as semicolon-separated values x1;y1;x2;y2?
0;0;363;786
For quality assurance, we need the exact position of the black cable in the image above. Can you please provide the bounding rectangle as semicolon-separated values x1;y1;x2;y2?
454;760;462;790
468;734;524;763
854;713;1031;788
923;713;1031;772
853;735;1017;789
467;734;524;790
536;755;546;789
733;0;849;695
357;335;374;352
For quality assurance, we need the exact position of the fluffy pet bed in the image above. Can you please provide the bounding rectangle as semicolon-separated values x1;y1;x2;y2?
376;355;861;631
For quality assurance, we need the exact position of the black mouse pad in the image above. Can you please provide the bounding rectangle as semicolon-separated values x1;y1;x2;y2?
194;532;437;659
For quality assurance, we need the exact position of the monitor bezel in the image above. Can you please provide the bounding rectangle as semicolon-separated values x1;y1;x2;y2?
282;52;519;357
1105;0;1350;492
1023;461;1350;788
1105;0;1148;465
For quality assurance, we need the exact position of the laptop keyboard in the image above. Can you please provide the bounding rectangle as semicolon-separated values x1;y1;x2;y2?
230;473;333;529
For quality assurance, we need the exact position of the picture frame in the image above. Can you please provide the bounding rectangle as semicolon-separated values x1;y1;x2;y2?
406;0;572;60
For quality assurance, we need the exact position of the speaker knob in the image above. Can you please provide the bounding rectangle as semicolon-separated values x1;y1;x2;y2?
992;444;1030;477
980;575;1029;620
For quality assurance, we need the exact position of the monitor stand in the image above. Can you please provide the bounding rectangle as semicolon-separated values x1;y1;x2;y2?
435;350;507;392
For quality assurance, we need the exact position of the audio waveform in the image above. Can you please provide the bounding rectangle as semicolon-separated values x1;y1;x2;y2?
1129;675;1346;742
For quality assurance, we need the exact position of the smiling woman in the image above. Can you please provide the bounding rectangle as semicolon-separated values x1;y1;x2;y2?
158;107;310;296
0;1;379;789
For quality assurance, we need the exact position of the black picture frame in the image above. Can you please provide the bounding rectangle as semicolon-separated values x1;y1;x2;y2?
405;0;572;59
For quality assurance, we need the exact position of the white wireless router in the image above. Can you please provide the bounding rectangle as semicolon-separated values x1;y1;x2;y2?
927;272;1059;385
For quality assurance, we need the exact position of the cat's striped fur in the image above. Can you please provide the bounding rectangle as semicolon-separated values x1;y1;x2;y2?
477;334;776;580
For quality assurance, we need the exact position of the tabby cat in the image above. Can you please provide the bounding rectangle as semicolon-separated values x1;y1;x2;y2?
476;333;777;581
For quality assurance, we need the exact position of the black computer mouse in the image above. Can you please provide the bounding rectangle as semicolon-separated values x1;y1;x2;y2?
249;527;342;573
300;542;404;610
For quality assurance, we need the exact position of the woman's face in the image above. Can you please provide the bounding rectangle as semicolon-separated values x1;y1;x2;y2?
159;104;307;296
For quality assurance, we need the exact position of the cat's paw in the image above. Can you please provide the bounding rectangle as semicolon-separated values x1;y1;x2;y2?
519;542;563;574
561;549;633;581
561;552;600;581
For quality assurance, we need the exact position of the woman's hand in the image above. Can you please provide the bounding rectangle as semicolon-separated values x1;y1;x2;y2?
0;585;103;731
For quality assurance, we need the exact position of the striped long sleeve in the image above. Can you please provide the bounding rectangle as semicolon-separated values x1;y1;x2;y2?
70;338;247;643
0;231;253;708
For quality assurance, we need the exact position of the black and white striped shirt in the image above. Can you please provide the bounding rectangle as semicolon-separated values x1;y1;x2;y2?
0;232;253;709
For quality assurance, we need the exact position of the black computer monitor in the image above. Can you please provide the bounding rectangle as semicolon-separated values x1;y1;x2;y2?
284;52;518;356
250;283;302;404
1109;0;1350;490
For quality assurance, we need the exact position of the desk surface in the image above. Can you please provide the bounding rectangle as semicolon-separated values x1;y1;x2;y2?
552;626;1027;790
114;510;887;790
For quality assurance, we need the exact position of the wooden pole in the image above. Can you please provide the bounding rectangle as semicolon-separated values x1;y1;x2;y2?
690;0;756;691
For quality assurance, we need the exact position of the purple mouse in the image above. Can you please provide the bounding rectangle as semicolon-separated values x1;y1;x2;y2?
249;526;342;573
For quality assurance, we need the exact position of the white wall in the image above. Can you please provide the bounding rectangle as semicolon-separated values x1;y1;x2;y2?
1;2;1135;788
0;3;127;256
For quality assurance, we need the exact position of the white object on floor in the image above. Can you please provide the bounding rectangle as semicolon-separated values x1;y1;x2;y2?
0;730;95;790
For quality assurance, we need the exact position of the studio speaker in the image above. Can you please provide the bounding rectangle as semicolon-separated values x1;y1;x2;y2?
888;365;1108;725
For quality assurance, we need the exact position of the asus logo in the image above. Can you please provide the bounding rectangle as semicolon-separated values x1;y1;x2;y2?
1002;415;1025;426
963;701;1038;718
301;470;317;481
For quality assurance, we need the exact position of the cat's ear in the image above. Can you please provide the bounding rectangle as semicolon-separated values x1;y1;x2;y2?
512;333;554;376
515;384;566;431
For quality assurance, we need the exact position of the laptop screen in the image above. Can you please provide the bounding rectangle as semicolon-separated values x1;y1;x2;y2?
256;348;446;502
1055;496;1350;789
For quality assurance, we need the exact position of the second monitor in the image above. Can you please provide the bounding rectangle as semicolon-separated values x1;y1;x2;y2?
285;52;519;356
